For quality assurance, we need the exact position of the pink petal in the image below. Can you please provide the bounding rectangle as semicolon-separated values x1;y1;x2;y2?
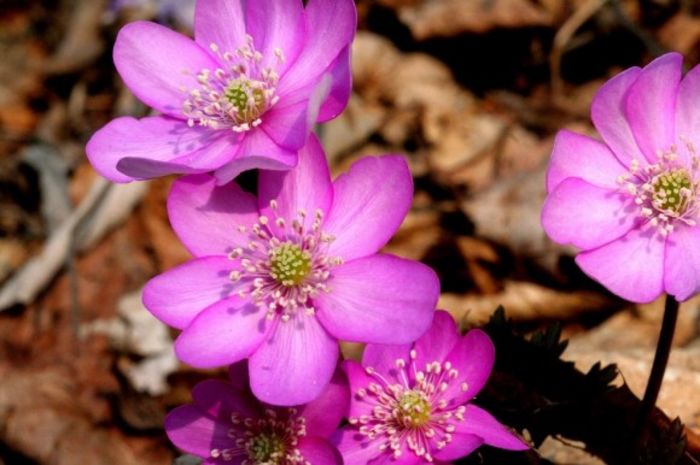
194;0;247;62
142;257;239;329
431;432;483;462
413;310;460;370
258;133;333;222
213;129;297;184
576;226;665;303
676;61;700;165
317;45;352;122
298;437;343;465
591;66;645;166
167;174;258;257
164;405;230;458
244;0;304;75
455;404;528;451
334;427;382;465
624;53;682;162
86;116;235;182
227;361;250;391
324;156;413;261
298;369;350;437
369;445;421;465
277;0;356;95
175;299;271;368
192;379;260;421
343;360;376;419
664;224;700;301
361;342;412;385
546;130;627;192
315;254;439;344
443;329;495;405
248;313;339;406
260;85;312;151
541;177;636;250
114;21;218;118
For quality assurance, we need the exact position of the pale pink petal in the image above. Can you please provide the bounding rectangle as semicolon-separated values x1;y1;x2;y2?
249;313;338;406
175;299;271;367
164;405;231;457
676;61;700;165
625;53;682;162
298;370;350;437
194;0;247;61
455;405;528;450
192;380;260;421
315;254;439;344
546;130;627;192
168;174;258;257
114;21;218;117
541;177;637;250
277;0;356;95
576;226;665;303
317;45;352;122
664;224;700;301
591;66;645;166
413;310;460;369
431;433;483;461
324;156;413;261
142;257;239;329
298;437;343;465
258;133;333;222
443;329;495;405
244;0;304;75
343;360;376;419
86;116;235;182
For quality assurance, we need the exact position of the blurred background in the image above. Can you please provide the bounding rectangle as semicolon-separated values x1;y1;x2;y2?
1;0;700;464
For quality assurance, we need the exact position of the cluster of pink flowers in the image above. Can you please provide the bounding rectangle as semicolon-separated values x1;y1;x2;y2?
87;0;531;463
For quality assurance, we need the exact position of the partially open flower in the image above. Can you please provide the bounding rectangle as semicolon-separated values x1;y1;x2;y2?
335;311;527;464
542;53;700;303
166;364;348;465
87;0;355;183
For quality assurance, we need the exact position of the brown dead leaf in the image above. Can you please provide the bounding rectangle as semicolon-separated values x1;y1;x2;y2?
658;12;700;56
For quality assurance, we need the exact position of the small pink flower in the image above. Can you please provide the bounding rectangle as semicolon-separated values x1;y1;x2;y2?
144;135;440;406
166;364;348;465
335;311;527;465
542;53;700;303
87;0;355;183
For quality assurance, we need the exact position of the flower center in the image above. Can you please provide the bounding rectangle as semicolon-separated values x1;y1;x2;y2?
269;243;312;286
397;390;431;428
247;432;287;464
183;35;283;133
651;168;692;214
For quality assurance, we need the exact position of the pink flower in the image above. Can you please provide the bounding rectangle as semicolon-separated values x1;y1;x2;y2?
542;53;700;303
144;135;440;405
87;0;355;183
165;364;348;465
335;311;527;465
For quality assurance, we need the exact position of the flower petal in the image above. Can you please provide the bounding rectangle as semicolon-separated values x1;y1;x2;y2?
546;130;627;192
317;45;352;122
260;85;312;151
431;432;483;461
541;177;636;250
244;0;304;75
676;61;700;165
142;257;239;329
664;225;700;301
298;437;343;465
86;116;235;182
343;360;376;418
413;310;460;369
168;174;258;257
194;0;247;62
213;129;297;185
455;404;528;450
624;52;682;162
324;156;413;261
114;21;218;117
258;133;333;222
315;254;439;344
277;0;356;95
192;379;260;421
249;313;338;406
164;405;231;457
334;427;382;465
361;342;412;384
369;445;421;465
591;66;645;166
443;329;495;405
175;299;271;368
576;226;665;303
298;369;350;437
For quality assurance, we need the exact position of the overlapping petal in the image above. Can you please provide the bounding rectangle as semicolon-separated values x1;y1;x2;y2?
298;370;350;437
298;437;343;465
194;0;247;62
444;329;495;404
664;224;700;301
455;405;527;450
164;405;231;458
244;0;304;75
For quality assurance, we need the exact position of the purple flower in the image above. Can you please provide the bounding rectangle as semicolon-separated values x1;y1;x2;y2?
143;135;440;405
166;364;348;465
87;0;355;183
334;311;527;465
541;53;700;303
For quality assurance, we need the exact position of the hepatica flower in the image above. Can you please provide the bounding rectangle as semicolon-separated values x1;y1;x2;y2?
166;364;348;465
335;311;527;464
542;53;700;303
87;0;355;183
144;135;440;405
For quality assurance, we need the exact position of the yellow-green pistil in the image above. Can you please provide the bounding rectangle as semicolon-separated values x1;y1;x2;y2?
247;433;286;464
652;168;692;214
397;390;432;428
225;81;265;122
269;243;312;286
